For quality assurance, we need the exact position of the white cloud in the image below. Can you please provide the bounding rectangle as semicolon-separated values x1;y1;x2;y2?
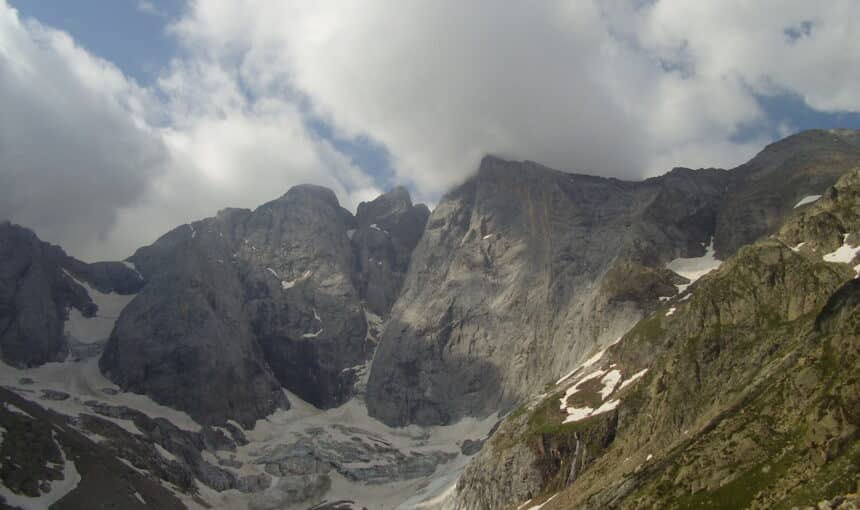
172;0;860;193
2;0;859;260
0;0;378;261
0;2;168;259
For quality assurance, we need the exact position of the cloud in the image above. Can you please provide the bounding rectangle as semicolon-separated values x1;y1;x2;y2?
0;0;378;261
137;0;167;18
173;0;860;193
0;2;168;259
2;0;860;261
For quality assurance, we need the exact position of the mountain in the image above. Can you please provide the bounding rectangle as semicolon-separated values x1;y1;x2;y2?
451;167;860;510
366;158;728;426
0;221;143;367
365;129;860;428
99;185;428;427
1;129;859;509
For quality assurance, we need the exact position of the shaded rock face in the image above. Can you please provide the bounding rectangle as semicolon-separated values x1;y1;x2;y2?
0;222;143;367
101;185;428;427
366;158;730;427
352;186;431;316
714;129;860;258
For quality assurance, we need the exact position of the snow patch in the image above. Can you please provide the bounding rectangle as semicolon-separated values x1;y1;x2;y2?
63;271;136;345
599;370;622;399
526;494;558;510
155;443;178;462
280;270;311;290
555;339;618;386
665;306;677;317
794;195;822;208
666;238;722;292
3;403;33;418
823;234;860;265
0;357;201;432
618;369;649;391
347;228;356;240
482;234;493;240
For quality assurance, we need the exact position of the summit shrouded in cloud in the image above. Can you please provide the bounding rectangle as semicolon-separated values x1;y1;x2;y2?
2;0;860;260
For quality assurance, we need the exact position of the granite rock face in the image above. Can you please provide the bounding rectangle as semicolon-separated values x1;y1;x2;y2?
100;185;428;426
0;221;143;367
366;158;730;426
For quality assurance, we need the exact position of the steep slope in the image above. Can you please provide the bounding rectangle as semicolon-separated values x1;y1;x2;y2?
366;157;730;426
353;186;431;316
366;129;860;428
714;129;860;258
0;221;143;367
452;167;860;510
100;185;428;427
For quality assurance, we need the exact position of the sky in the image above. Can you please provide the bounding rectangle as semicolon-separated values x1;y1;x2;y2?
2;0;860;261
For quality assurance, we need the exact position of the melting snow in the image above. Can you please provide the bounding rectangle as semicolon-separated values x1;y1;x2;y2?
599;370;622;399
525;494;558;510
280;270;311;290
63;271;136;345
555;340;618;386
665;306;677;317
482;234;493;240
794;195;822;208
0;358;201;432
187;389;499;510
822;234;860;265
666;238;722;292
618;369;648;391
791;242;806;252
3;402;33;418
155;443;178;462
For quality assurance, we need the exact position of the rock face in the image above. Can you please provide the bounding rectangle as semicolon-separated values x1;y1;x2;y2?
452;167;860;510
0;222;143;367
366;129;860;428
714;129;860;258
100;185;428;427
366;158;730;426
352;186;431;316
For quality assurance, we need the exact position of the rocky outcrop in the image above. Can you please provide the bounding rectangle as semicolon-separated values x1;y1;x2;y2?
366;130;860;429
714;129;860;258
452;168;860;510
100;185;428;427
0;222;143;367
352;186;430;316
366;158;729;426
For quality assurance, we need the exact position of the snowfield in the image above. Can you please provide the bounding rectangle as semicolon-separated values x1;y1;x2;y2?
666;238;722;292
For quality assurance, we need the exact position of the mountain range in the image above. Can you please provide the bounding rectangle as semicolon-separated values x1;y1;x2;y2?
1;129;859;510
